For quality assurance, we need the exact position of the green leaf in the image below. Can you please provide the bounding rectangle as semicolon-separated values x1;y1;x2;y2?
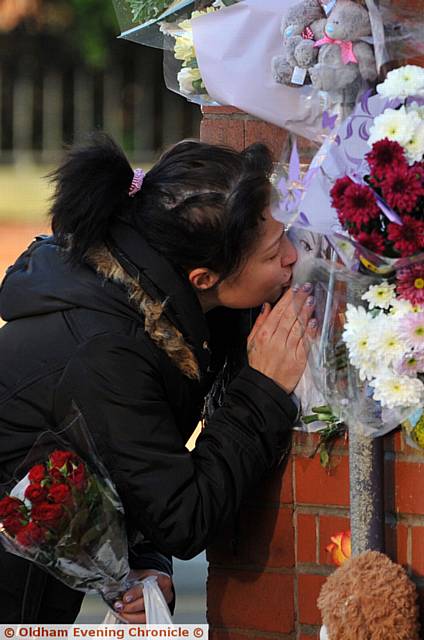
127;0;173;24
320;448;330;469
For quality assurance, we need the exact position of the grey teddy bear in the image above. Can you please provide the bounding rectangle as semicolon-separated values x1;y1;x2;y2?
309;0;377;94
272;0;327;86
272;0;377;98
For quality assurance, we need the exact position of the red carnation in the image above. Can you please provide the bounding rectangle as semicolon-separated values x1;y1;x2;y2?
342;183;380;227
49;450;76;471
16;522;46;547
381;165;424;213
3;514;25;535
25;484;48;504
387;216;424;257
0;496;25;518
48;484;73;506
355;230;387;256
28;464;46;484
31;502;64;527
366;139;408;180
330;176;354;210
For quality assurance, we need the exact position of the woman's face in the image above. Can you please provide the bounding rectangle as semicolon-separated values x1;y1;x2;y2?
215;207;297;309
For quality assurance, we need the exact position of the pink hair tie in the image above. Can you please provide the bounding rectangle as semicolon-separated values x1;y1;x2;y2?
129;168;145;197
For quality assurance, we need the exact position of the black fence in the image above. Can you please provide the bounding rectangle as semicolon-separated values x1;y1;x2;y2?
0;26;201;164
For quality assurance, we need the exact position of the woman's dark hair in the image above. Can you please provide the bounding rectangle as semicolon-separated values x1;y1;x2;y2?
49;132;274;280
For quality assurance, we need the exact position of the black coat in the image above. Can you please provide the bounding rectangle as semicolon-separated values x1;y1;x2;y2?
0;221;296;622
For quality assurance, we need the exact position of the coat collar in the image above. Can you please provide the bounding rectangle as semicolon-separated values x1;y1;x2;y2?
107;220;211;374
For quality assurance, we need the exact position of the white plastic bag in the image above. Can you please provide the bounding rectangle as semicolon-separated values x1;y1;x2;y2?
101;573;173;624
143;575;174;624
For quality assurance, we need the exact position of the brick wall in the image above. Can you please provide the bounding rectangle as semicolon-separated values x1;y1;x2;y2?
201;101;424;638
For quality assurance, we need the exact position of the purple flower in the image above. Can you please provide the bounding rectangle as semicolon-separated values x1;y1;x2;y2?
399;312;424;349
395;350;424;375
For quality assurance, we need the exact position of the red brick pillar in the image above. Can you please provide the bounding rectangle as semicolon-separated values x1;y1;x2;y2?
201;106;424;640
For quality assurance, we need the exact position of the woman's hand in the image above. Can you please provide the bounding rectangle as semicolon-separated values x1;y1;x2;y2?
114;569;174;623
247;284;318;394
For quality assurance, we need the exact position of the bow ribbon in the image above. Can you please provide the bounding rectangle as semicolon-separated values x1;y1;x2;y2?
314;35;358;65
301;26;315;40
275;140;318;221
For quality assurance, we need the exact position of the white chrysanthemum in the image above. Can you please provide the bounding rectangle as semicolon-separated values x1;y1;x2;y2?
368;107;420;148
344;333;378;381
344;303;370;331
371;373;423;409
390;298;415;318
404;121;424;164
407;101;424;121
343;306;378;380
376;65;424;99
361;282;396;310
372;315;408;366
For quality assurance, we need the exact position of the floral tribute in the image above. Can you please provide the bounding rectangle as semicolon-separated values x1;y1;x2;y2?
174;7;217;98
343;282;424;410
328;67;424;439
330;66;424;263
0;438;135;615
281;65;424;451
0;450;88;546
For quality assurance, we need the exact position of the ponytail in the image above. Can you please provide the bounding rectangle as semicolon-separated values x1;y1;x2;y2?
48;132;134;264
48;132;274;281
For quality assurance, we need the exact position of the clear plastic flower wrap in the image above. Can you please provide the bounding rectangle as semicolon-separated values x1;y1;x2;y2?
113;1;241;104
0;404;140;621
290;245;424;438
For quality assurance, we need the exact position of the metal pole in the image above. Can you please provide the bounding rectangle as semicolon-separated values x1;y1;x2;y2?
349;430;385;555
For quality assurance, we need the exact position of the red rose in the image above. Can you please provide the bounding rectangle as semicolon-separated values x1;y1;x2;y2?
3;514;25;535
16;522;46;547
28;464;46;483
31;502;64;527
69;463;87;491
49;468;65;483
0;496;25;518
49;450;77;471
25;484;48;504
48;484;73;505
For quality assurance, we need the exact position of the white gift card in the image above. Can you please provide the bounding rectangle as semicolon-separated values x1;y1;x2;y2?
291;66;307;85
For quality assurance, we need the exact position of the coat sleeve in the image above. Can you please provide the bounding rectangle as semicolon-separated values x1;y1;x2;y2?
56;335;297;560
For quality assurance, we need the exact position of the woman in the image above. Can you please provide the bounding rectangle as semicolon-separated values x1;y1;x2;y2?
0;134;316;623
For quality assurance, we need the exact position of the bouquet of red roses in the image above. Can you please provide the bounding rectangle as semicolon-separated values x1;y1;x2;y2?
0;408;136;616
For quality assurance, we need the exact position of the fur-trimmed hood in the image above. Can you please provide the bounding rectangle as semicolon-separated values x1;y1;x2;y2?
0;223;212;380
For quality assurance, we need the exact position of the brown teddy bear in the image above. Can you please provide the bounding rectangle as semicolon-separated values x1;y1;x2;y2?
317;551;421;640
